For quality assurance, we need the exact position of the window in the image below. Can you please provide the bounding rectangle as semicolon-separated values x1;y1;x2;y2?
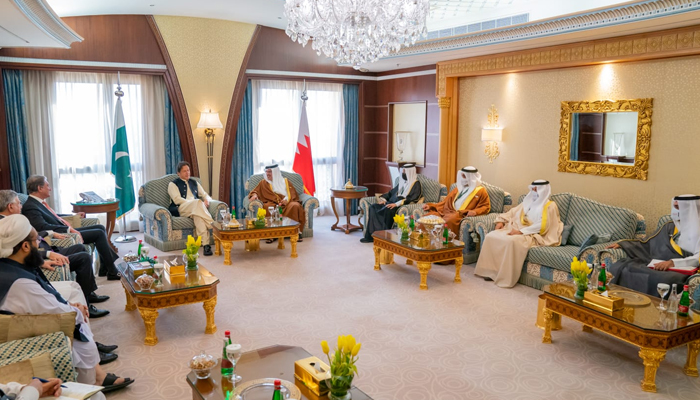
252;80;345;213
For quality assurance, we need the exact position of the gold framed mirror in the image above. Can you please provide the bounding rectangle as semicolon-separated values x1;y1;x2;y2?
558;98;653;180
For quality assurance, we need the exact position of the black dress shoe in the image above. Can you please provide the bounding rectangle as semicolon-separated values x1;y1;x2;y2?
96;342;118;353
99;351;118;365
106;273;121;281
359;238;373;243
203;245;213;256
89;305;110;319
88;292;110;303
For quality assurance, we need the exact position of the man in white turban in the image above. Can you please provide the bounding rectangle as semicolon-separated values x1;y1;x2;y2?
361;164;422;243
607;195;700;296
248;164;306;242
0;215;134;393
422;166;491;235
475;180;563;288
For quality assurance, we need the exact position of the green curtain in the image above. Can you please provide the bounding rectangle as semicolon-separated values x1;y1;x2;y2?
164;91;183;174
342;84;360;215
2;69;30;193
230;81;254;216
570;113;580;161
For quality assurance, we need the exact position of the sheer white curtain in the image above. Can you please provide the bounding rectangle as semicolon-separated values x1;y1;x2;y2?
23;71;167;230
251;79;345;214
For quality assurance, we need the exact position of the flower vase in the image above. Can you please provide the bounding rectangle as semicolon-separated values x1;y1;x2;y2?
184;253;199;271
254;219;266;229
574;282;587;300
400;229;409;241
326;374;353;400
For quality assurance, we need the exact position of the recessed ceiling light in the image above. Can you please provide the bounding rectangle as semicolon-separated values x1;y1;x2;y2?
278;17;282;19
150;4;155;6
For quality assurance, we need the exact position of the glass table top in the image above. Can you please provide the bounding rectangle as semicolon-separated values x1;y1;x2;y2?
187;345;372;400
212;218;299;232
545;282;700;332
372;230;464;252
331;186;368;192
117;260;219;294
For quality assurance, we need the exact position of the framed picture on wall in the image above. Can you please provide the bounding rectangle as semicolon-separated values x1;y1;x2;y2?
388;101;427;166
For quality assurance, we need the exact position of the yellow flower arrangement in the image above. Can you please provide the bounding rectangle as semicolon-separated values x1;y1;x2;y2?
321;335;361;398
256;207;267;221
570;257;592;298
393;214;407;231
183;235;201;269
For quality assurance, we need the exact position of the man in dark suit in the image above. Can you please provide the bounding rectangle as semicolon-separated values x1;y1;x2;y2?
0;190;110;318
21;175;120;280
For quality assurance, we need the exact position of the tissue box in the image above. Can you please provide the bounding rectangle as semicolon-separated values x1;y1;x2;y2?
164;258;185;276
128;262;153;278
294;356;329;398
583;290;624;314
165;268;185;284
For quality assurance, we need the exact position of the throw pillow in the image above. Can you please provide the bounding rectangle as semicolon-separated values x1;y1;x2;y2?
560;225;573;245
596;233;612;243
0;352;54;384
0;312;77;343
578;233;599;254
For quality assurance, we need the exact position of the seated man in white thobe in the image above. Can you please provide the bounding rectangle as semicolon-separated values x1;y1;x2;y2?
0;215;133;393
168;161;215;256
474;180;563;288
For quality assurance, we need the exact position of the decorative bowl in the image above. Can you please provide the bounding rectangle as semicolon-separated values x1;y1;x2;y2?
189;350;216;380
135;275;154;290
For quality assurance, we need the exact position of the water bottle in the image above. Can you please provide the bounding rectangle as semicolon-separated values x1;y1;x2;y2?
669;283;679;311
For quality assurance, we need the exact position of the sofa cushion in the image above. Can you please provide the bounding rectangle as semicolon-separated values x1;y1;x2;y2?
518;193;573;223
528;245;581;272
246;171;305;196
0;352;55;384
482;182;506;214
566;196;638;246
0;332;75;383
172;216;194;230
141;174;205;209
0;312;76;344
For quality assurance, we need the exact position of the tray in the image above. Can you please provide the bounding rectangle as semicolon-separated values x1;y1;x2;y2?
607;290;651;306
233;378;301;400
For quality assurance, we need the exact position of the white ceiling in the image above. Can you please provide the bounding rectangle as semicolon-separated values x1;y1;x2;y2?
0;0;82;48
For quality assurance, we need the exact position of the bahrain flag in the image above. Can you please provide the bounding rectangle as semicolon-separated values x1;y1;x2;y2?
292;100;316;195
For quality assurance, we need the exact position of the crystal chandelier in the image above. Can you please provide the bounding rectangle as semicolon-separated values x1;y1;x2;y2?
284;0;430;70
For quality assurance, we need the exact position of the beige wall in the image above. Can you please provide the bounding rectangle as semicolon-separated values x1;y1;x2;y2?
154;16;256;199
458;56;700;232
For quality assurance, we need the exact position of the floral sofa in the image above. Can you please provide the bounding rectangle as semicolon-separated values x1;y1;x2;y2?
599;214;700;310
359;175;447;237
139;174;228;251
475;192;645;290
242;171;319;238
406;181;512;264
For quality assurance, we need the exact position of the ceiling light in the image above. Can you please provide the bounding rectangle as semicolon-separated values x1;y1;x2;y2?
284;0;429;70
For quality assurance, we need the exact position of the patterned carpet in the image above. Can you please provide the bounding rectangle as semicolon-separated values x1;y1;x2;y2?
89;216;700;399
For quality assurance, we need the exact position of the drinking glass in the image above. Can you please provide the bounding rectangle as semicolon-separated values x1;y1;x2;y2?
657;283;670;311
153;263;164;286
141;246;150;259
219;209;227;223
268;207;275;222
226;343;243;383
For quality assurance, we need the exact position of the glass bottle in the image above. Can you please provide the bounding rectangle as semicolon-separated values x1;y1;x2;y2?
409;216;415;231
678;285;690;317
442;224;449;245
669;283;679;311
272;379;282;400
597;264;607;293
231;206;236;219
137;240;143;258
221;330;233;376
278;206;284;221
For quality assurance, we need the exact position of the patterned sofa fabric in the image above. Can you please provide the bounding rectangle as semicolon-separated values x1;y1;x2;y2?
475;192;644;290
359;175;447;236
242;171;319;238
0;331;76;383
138;174;228;251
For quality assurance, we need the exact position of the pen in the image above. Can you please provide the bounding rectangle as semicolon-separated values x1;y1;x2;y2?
32;377;68;388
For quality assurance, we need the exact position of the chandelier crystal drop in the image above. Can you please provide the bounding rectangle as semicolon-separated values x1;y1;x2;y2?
284;0;430;69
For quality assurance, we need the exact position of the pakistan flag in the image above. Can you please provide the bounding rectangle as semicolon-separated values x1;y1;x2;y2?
111;97;135;219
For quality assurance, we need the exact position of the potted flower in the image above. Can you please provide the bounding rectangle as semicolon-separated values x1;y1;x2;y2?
570;256;592;299
183;235;201;271
255;207;267;228
393;214;409;241
321;335;361;400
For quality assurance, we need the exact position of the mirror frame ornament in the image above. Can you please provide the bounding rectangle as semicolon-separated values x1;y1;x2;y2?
558;98;653;180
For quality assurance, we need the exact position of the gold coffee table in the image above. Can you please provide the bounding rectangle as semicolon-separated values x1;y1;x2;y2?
372;230;464;290
211;219;300;266
541;282;700;393
118;262;219;346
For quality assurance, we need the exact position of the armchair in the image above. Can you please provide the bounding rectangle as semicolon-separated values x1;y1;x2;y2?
242;171;319;238
359;175;447;236
138;174;228;251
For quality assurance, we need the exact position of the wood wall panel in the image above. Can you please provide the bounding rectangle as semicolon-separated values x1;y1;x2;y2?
363;134;389;158
0;15;165;65
427;104;440;133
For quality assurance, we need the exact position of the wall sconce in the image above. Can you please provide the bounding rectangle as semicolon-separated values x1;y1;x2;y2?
197;110;223;192
481;104;503;163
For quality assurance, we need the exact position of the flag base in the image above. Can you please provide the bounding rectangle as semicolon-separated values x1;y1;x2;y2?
114;235;137;243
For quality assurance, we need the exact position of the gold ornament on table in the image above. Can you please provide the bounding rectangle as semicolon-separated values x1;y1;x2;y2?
344;179;354;189
320;335;361;400
481;104;503;163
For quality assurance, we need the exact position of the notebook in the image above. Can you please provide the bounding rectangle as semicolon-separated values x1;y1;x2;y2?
39;382;103;400
647;259;699;276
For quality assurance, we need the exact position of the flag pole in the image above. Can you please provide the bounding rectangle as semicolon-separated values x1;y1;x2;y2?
113;71;136;243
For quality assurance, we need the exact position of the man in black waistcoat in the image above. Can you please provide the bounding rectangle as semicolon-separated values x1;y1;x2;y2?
167;161;215;256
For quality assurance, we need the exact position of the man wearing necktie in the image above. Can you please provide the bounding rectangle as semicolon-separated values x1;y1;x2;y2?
21;176;120;280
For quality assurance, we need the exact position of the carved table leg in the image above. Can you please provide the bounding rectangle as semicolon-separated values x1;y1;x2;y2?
373;246;381;271
290;236;298;258
203;296;218;335
330;196;339;231
139;308;159;346
123;284;135;311
246;239;260;252
684;340;700;377
214;238;221;256
454;256;463;283
582;325;594;333
379;249;394;264
222;241;233;266
417;262;432;290
277;237;285;249
639;348;666;392
406;259;413;265
542;309;554;344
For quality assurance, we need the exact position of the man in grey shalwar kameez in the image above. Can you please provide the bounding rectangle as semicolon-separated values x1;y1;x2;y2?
607;195;700;296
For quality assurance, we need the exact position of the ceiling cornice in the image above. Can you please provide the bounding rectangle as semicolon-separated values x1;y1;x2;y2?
10;0;83;48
